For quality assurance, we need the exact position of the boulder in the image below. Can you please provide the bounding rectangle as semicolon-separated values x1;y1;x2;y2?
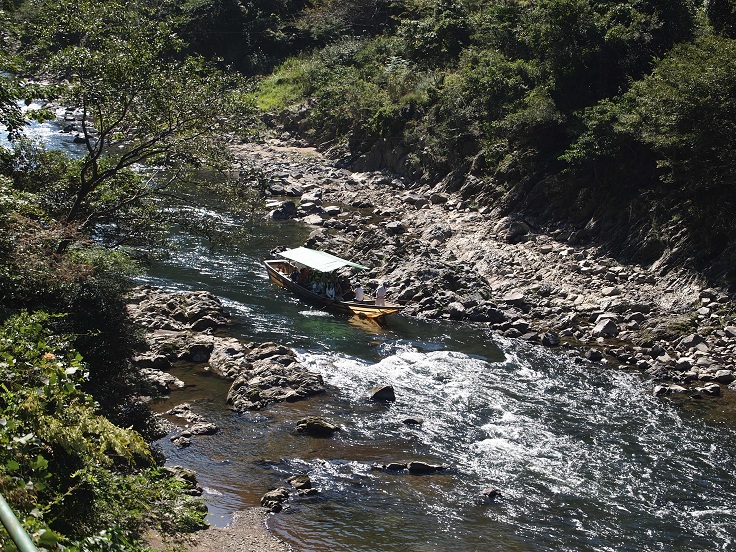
369;385;396;402
429;193;448;204
261;487;290;512
295;416;339;437
287;474;312;490
183;422;219;436
407;461;446;474
208;337;249;379
269;201;297;220
698;384;721;397
714;370;735;384
480;487;502;503
502;291;525;306
447;302;466;320
385;221;406;235
226;355;325;412
302;214;324;225
495;218;530;244
140;368;185;392
541;332;561;347
592;319;619;338
679;334;704;348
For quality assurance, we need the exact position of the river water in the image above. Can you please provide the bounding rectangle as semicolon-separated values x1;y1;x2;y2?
9;113;736;551
140;217;736;552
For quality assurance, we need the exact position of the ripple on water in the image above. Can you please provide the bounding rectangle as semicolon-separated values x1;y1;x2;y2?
269;337;736;552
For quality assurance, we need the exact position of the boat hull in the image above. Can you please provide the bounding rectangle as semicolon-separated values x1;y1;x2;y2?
264;260;403;319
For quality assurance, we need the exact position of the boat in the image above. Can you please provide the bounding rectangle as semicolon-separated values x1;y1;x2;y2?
264;247;403;319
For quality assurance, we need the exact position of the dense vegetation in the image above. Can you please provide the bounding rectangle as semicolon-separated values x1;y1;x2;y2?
250;0;736;285
1;0;735;548
0;0;256;548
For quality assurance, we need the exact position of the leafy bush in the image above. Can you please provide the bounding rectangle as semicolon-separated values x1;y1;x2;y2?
0;312;205;549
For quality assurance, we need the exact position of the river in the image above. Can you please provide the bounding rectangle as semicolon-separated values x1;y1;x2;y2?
141;215;736;552
8;111;736;551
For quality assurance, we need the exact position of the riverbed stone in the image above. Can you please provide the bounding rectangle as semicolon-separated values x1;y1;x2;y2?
385;220;406;235
261;487;290;512
407;461;446;474
369;385;396;402
541;332;560;347
287;474;312;490
592;319;619;338
714;370;735;384
295;416;339;437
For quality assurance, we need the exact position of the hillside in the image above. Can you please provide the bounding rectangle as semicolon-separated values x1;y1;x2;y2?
245;0;736;288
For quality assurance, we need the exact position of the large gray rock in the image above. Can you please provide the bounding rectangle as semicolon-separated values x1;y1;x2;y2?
592;319;619;338
226;354;325;412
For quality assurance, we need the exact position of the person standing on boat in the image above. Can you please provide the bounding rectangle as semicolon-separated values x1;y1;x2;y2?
354;283;364;302
375;281;387;306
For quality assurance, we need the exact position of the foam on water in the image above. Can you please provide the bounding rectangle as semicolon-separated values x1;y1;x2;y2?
291;337;736;551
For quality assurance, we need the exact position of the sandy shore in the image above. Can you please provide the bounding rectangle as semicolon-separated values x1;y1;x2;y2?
147;508;291;551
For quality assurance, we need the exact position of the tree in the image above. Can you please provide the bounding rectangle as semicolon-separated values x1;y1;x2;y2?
14;0;257;251
707;0;736;37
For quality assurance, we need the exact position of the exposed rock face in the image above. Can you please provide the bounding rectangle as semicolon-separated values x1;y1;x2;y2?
233;139;736;399
127;286;230;331
226;345;326;412
128;287;326;413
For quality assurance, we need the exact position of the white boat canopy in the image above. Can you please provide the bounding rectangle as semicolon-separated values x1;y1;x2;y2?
278;247;369;273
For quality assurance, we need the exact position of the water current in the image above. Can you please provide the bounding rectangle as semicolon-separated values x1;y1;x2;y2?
9;112;736;551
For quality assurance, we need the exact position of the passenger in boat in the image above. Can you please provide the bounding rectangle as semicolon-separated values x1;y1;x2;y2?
375;281;387;306
290;269;299;282
311;280;321;295
326;283;336;299
339;278;355;301
297;268;310;285
353;283;364;302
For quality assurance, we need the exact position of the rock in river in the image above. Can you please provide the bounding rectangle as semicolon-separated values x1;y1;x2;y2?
295;416;340;437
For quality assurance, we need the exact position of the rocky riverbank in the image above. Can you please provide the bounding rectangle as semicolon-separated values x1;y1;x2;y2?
128;285;318;550
234;138;736;402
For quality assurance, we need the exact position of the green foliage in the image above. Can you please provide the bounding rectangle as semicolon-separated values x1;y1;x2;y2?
397;0;471;66
0;312;206;549
254;57;321;111
562;35;736;277
707;0;736;37
12;0;257;253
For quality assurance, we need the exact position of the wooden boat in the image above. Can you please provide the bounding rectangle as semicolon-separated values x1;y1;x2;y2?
264;247;403;319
